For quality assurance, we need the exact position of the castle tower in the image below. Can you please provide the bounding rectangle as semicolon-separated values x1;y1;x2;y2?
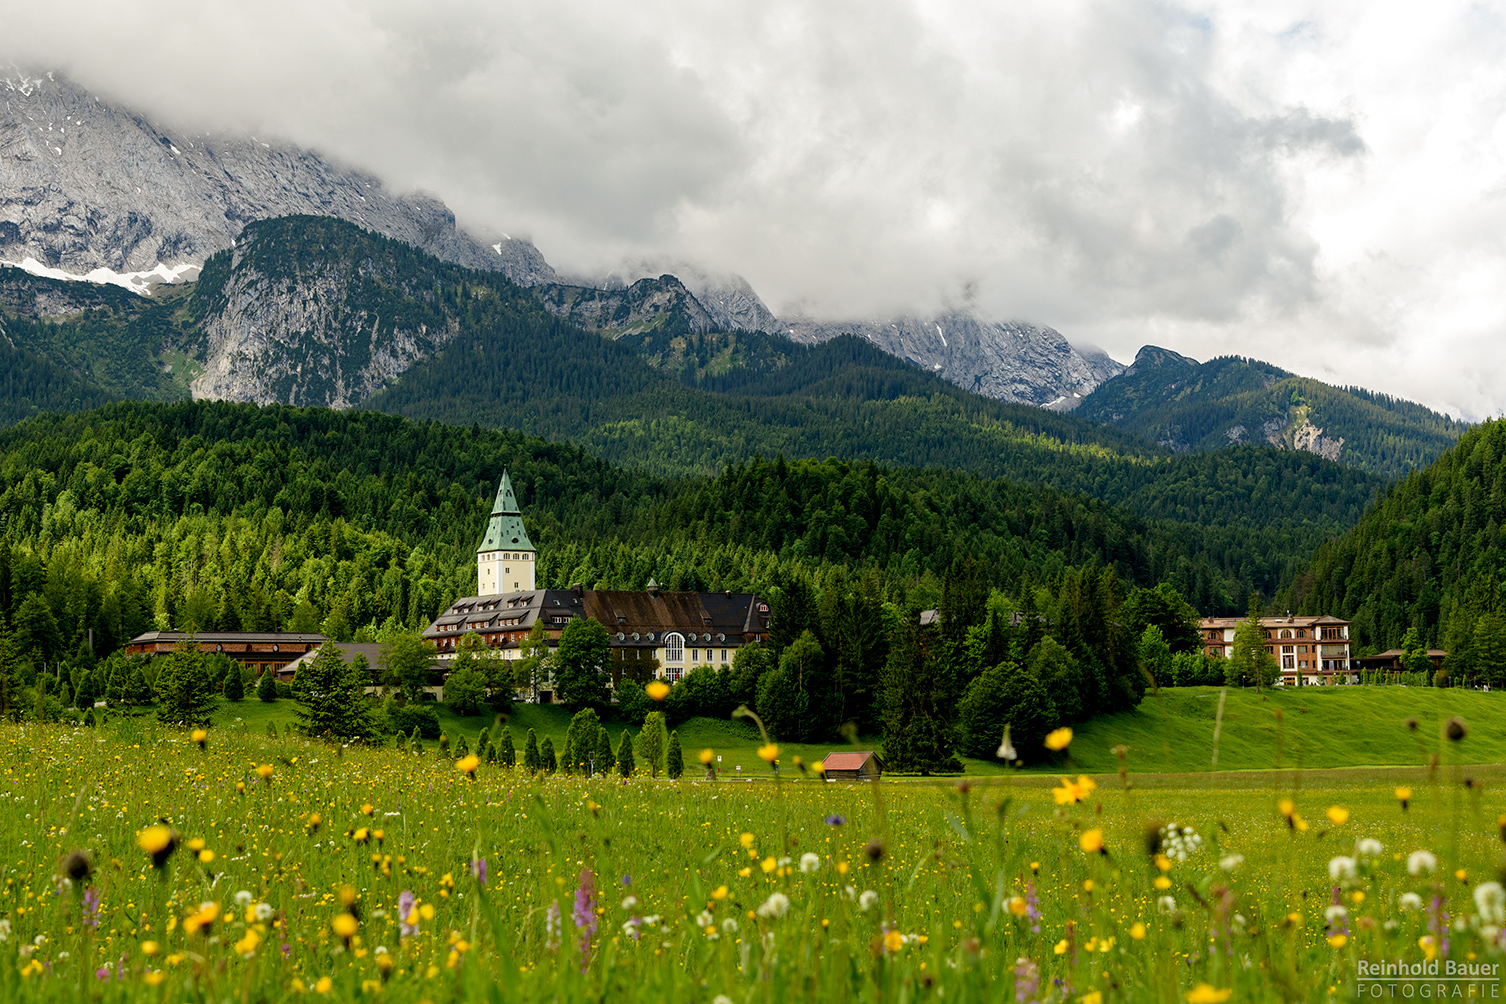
476;471;536;596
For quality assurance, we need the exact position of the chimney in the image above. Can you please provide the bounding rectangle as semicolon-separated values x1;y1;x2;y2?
570;583;583;597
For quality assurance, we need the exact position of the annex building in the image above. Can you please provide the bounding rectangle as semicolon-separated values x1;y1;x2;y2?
422;472;771;702
1199;614;1353;685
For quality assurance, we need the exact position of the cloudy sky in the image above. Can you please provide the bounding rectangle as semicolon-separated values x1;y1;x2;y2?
4;0;1506;419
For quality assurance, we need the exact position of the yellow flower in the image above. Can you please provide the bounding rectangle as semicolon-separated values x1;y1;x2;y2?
456;755;480;775
883;929;905;952
234;929;261;957
1420;935;1438;962
361;803;374;815
141;941;160;957
1326;806;1349;826
137;825;175;855
1081;992;1102;1004
332;913;359;940
740;832;756;849
1155;854;1172;872
1044;727;1073;751
646;680;670;701
315;976;334;994
761;856;777;874
354;828;369;844
1154;876;1172;891
1278;798;1295;817
198;849;215;864
190;728;207;749
1079;828;1105;854
699;748;715;765
187;837;205;852
183;901;219;935
836;861;849;876
142;970;166;986
1395;786;1412;805
419;903;435;921
1185;985;1233;1004
1008;896;1028;916
1456;869;1468;883
1052;775;1099;805
256;764;274;780
758;743;779;763
1327;933;1348;948
1130;922;1146;940
712;885;728;900
738;867;752;878
1053;939;1069;955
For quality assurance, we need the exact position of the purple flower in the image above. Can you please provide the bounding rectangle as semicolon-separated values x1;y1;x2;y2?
81;887;101;929
825;814;845;826
573;868;598;967
621;873;632;887
471;858;488;885
95;967;111;981
398;890;417;938
1013;957;1041;1004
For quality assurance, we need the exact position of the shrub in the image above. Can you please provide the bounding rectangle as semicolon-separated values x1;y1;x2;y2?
388;703;441;739
257;670;278;702
666;730;684;779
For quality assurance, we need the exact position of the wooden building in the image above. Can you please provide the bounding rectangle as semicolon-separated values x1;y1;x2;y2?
822;751;883;782
123;631;325;676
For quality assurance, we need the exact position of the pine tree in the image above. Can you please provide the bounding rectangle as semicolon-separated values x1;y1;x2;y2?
615;729;635;777
293;645;375;741
594;724;614;776
540;736;557;774
523;728;540;774
257;668;277;702
499;726;517;767
666;730;684;780
223;664;245;701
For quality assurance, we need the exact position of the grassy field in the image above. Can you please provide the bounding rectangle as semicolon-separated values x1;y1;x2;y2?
1;713;1504;1002
216;684;1506;779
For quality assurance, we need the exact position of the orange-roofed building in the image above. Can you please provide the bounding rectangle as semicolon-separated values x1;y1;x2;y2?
822;751;883;782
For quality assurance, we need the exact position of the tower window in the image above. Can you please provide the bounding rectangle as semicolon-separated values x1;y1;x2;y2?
664;633;684;663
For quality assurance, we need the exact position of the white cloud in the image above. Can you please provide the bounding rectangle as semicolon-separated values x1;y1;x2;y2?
3;0;1506;418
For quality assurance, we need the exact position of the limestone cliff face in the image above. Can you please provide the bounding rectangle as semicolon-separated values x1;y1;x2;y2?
779;312;1124;408
536;275;719;335
0;69;553;285
189;252;458;409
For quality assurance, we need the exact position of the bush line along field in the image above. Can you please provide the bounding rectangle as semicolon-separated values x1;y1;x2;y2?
2;716;1505;1002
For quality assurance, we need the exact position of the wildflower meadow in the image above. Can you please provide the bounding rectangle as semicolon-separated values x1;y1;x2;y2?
1;714;1504;1002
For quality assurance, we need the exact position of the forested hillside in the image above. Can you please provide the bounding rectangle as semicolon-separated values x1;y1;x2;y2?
1077;347;1466;479
1294;418;1506;678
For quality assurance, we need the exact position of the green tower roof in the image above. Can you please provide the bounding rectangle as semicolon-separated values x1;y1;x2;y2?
477;471;535;554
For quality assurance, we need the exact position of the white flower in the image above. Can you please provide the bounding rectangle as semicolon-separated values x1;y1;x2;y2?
1355;838;1384;858
620;895;639;911
858;890;879;912
842;886;857;901
757;893;791;919
1157;896;1177;915
713;997;734;1004
254;902;274;923
696;910;715;927
1475;882;1506;926
1398;892;1424;912
1324;905;1348;924
800;853;821;874
721;918;739;935
1408;851;1438;876
234;890;253;907
1219;853;1245;872
1328;856;1357;881
996;725;1018;761
0;918;10;942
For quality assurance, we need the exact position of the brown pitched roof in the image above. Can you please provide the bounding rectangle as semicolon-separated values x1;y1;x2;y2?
822;752;881;771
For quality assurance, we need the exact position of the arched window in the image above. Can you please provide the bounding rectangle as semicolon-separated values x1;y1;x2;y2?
664;633;684;664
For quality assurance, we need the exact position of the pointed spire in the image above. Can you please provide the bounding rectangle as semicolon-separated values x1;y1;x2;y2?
491;470;520;515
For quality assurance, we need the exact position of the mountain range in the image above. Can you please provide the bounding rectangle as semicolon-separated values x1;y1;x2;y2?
0;66;1468;485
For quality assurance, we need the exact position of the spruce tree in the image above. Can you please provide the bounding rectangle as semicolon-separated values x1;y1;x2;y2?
223;664;245;701
540;736;557;774
409;726;422;755
257;668;277;702
559;735;575;776
455;734;470;760
666;730;684;780
523;728;540;774
476;726;491;762
293;645;375;741
594;724;614;776
499;725;517;767
615;729;635;777
155;648;215;728
439;731;450;758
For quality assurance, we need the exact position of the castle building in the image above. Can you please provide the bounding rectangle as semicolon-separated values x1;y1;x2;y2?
422;471;770;702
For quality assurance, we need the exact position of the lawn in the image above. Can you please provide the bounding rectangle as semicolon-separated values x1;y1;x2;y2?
208;684;1506;781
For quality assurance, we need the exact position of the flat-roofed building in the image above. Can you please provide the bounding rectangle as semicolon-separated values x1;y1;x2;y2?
123;631;325;676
